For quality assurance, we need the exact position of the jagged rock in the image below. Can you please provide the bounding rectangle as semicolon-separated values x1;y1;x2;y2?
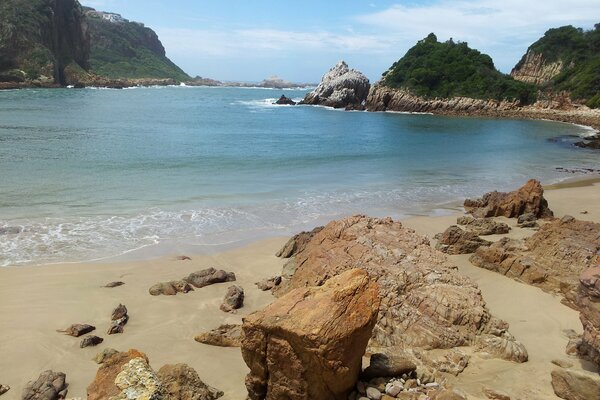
80;335;104;348
0;384;8;396
274;95;296;105
104;281;125;288
275;227;323;258
456;216;510;235
470;216;600;306
184;268;236;288
220;285;244;312
362;354;417;380
113;358;165;400
301;61;370;109
435;225;491;254
551;368;600;400
255;276;282;291
576;264;600;366
464;180;553;219
242;269;380;400
57;324;95;337
194;324;242;347
22;371;68;400
157;364;224;400
149;280;194;296
108;304;129;335
93;348;119;364
276;216;525;360
87;349;149;400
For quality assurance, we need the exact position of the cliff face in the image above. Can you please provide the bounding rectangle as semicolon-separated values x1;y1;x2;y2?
511;50;564;85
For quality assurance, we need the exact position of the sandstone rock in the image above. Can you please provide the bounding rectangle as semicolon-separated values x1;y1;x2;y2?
80;335;103;348
194;324;242;347
184;268;236;288
551;368;600;400
113;357;164;400
149;280;194;296
301;61;370;109
104;281;125;288
464;180;553;219
87;349;148;400
576;264;600;366
255;276;282;291
241;269;380;400
0;385;8;396
435;225;491;254
93;348;119;364
362;353;417;380
108;304;129;335
456;216;510;235
22;371;68;400
157;364;223;400
483;387;511;400
220;285;244;312
276;216;524;358
57;324;95;337
274;95;296;105
275;227;323;258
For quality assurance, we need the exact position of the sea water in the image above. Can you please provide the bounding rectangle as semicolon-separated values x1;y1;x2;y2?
0;86;598;266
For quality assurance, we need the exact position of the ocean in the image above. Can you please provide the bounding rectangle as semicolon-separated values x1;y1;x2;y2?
0;86;598;266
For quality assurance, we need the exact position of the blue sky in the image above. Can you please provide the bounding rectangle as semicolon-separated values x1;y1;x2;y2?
81;0;600;82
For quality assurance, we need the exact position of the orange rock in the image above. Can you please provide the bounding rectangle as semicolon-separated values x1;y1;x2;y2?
87;349;148;400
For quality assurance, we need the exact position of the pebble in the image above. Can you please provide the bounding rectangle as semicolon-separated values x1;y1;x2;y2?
425;382;440;388
385;381;403;396
366;387;382;400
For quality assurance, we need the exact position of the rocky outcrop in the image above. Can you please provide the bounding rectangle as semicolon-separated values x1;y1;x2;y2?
511;51;564;85
275;216;527;363
470;216;600;307
219;285;244;312
274;95;296;105
551;368;600;400
435;225;491;254
301;61;370;109
195;324;242;347
113;357;164;400
88;349;148;400
576;264;600;366
456;216;510;235
184;268;236;288
157;364;224;400
22;371;68;400
241;269;380;400
464;180;553;219
57;323;95;337
276;227;323;258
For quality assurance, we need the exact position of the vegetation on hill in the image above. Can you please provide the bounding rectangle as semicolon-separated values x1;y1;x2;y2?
382;34;536;104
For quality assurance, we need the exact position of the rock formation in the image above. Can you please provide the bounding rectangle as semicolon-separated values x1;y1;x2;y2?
241;269;380;400
576;263;600;366
108;303;129;334
463;179;553;218
301;61;370;109
456;216;510;235
184;268;236;288
275;216;527;363
113;357;164;400
551;368;600;400
22;370;68;400
195;324;242;347
470;216;600;306
88;349;148;400
274;95;296;105
435;225;491;254
511;50;564;85
219;285;244;312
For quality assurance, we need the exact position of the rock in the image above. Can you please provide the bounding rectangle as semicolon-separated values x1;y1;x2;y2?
22;371;68;400
276;216;525;360
104;281;125;288
576;264;600;366
241;269;380;400
149;280;194;296
551;368;600;400
176;255;192;261
274;95;296;105
301;61;370;109
385;382;403;397
435;225;491;254
220;285;244;312
483;387;511;400
511;50;564;85
80;335;104;348
362;353;417;380
87;349;149;400
470;216;600;307
194;324;242;347
576;136;600;150
57;324;95;337
275;227;323;258
184;268;236;288
113;357;164;400
157;364;223;400
366;387;382;400
552;359;574;368
111;304;128;320
108;304;129;335
475;334;529;363
255;276;282;291
425;349;470;376
430;389;467;400
456;216;510;235
0;385;8;396
517;212;538;228
463;180;553;219
93;348;119;364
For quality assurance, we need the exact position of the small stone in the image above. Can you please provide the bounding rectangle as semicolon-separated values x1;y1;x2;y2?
0;385;9;396
80;335;104;348
93;348;119;364
108;304;128;335
111;304;127;321
57;324;95;337
405;379;418;390
194;324;242;347
385;381;403;396
366;387;382;400
220;285;244;312
104;281;125;288
425;382;439;389
357;381;366;394
255;276;282;291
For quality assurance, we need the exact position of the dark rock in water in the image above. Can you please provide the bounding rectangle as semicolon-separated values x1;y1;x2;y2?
57;324;96;338
301;61;370;109
149;280;194;296
575;135;600;150
456;216;510;235
195;324;242;347
184;268;236;288
362;353;417;380
108;304;128;335
22;370;67;400
274;95;296;105
220;285;244;312
255;276;282;291
104;281;125;288
435;225;491;254
80;335;104;348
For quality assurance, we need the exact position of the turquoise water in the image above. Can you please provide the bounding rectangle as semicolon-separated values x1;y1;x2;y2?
0;86;598;266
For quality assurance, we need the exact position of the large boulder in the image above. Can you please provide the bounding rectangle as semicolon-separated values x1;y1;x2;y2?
464;179;553;218
301;61;370;109
22;371;67;400
220;285;244;313
241;269;380;400
184;268;236;288
435;225;491;254
551;368;600;400
157;364;224;400
275;216;526;361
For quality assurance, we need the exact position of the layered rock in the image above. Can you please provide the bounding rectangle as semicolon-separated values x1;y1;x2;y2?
301;61;370;109
456;216;510;235
464;180;553;218
435;225;491;254
241;269;380;400
470;216;600;306
22;371;68;400
511;50;564;85
275;216;526;362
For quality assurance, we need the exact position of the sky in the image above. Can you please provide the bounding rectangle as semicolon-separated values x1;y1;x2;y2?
81;0;600;83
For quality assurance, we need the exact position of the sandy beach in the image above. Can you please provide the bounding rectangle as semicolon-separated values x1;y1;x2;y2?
1;178;599;400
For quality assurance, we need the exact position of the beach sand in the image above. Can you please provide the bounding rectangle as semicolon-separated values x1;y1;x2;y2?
1;179;599;399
